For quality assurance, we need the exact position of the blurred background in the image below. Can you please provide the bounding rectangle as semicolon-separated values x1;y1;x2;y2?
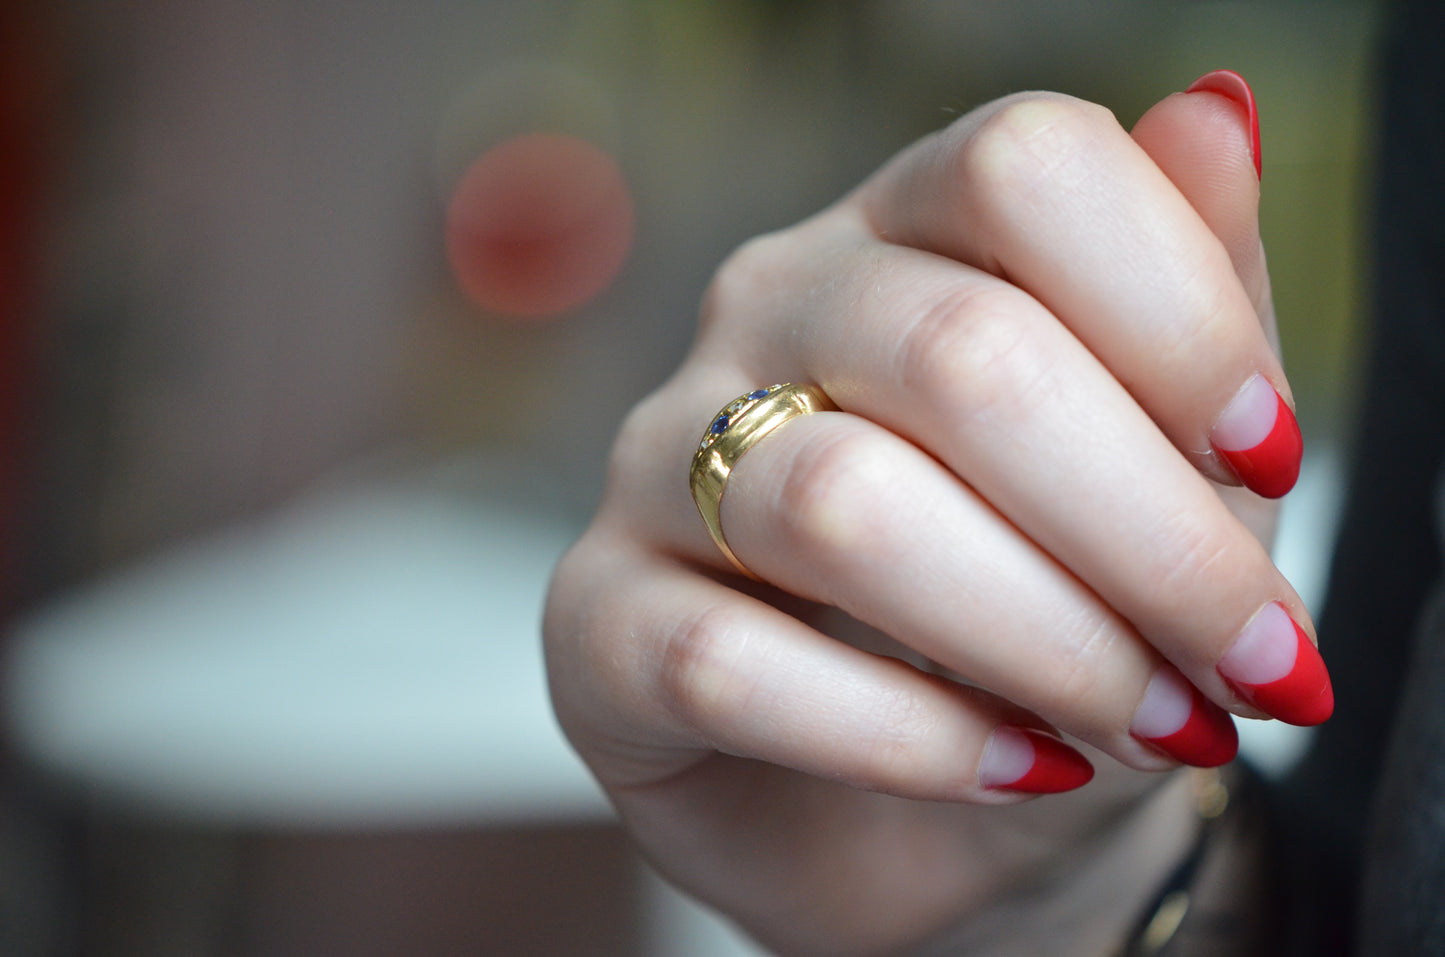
0;1;1380;954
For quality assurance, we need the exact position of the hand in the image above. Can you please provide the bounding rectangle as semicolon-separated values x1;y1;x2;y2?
545;74;1329;956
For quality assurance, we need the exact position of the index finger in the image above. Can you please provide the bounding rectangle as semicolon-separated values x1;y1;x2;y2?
853;90;1299;498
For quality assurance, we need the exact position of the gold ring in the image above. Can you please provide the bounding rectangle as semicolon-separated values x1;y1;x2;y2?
689;383;838;577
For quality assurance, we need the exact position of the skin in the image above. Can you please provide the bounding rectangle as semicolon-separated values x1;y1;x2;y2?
545;84;1296;955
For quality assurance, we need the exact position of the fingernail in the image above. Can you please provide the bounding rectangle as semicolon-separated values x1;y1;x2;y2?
1218;602;1334;726
1211;374;1303;499
979;726;1095;794
1130;667;1239;767
1186;69;1262;180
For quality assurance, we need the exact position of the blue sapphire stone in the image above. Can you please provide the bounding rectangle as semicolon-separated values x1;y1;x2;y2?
747;389;770;400
710;415;729;435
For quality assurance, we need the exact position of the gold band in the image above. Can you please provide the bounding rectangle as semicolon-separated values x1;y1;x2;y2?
689;383;838;577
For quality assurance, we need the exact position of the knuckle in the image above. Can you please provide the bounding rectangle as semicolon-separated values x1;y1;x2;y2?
541;545;587;667
894;284;1054;429
1015;610;1119;720
770;426;901;565
597;394;686;543
604;382;710;515
699;230;794;332
658;603;756;731
954;94;1116;207
856;686;943;787
606;391;667;485
542;539;641;729
1149;273;1236;371
1146;509;1237;614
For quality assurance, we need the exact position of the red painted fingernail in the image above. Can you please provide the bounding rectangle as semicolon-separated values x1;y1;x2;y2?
1219;602;1334;726
979;727;1095;794
1186;69;1262;180
1130;667;1239;767
1211;374;1303;499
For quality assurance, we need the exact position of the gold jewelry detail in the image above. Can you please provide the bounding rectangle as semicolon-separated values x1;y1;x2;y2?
689;383;837;577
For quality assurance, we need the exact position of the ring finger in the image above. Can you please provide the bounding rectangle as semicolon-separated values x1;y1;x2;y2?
714;402;1239;771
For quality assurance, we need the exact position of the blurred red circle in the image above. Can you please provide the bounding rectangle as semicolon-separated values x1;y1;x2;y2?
445;132;634;318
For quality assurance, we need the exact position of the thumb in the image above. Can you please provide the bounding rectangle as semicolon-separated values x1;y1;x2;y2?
1132;70;1274;345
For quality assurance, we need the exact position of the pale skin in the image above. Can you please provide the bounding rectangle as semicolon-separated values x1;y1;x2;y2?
545;83;1302;955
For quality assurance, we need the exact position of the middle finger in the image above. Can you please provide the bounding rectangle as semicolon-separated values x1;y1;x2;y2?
708;233;1327;727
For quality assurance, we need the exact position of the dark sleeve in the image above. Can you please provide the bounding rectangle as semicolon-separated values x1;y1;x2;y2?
1359;588;1445;955
1270;2;1445;955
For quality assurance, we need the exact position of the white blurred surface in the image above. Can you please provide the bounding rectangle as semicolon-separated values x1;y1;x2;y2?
5;461;607;827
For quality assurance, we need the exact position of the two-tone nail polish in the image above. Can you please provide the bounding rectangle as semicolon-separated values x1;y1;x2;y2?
1218;602;1334;726
1130;667;1239;767
979;726;1095;794
1212;374;1303;499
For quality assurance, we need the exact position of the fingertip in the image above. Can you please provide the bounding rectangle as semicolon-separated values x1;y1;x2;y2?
1185;69;1262;181
1132;83;1260;204
1211;376;1303;499
979;726;1095;795
1219;603;1334;727
1132;72;1272;333
1130;668;1241;769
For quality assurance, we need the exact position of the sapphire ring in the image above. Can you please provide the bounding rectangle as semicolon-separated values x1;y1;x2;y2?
689;383;837;578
